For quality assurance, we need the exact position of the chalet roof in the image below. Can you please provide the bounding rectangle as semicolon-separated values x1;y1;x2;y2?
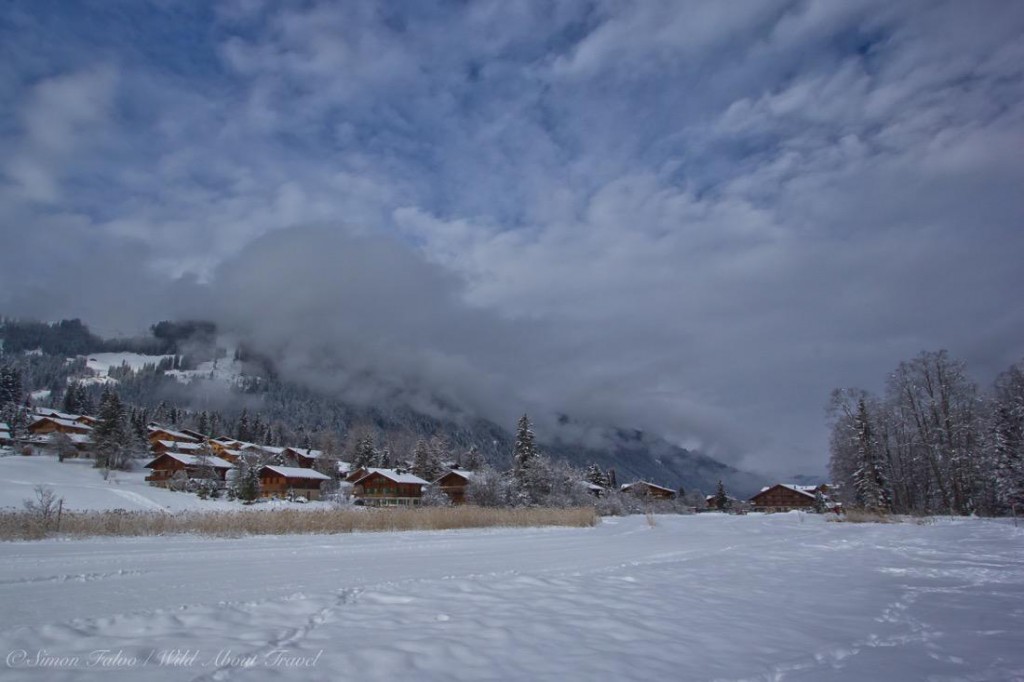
285;447;323;459
753;483;818;500
260;465;331;480
32;407;82;421
620;480;675;494
0;422;9;432
147;425;202;442
48;432;92;445
31;416;93;431
435;469;477;484
354;468;429;486
144;452;234;470
154;439;204;452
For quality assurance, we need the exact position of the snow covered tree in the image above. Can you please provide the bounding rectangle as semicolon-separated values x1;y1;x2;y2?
420;483;452;507
235;409;252;442
461;445;485;471
851;397;891;512
992;360;1024;512
585;463;609;488
0;364;23;407
412;439;443;481
351;435;378;469
94;387;132;471
512;414;538;477
465;468;513;507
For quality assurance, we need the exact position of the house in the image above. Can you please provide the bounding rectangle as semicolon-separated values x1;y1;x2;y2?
282;447;323;469
28;416;93;437
147;425;202;448
144;452;234;486
750;483;828;512
350;468;429;506
258;465;332;500
620;481;677;500
31;407;96;426
433;469;477;505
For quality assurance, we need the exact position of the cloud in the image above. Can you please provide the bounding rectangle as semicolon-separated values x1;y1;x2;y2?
1;0;1022;476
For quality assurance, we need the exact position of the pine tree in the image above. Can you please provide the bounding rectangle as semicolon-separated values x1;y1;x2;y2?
461;446;485;471
993;363;1024;512
585;463;608;488
513;414;537;478
412;439;442;481
713;480;731;511
94;387;130;471
352;435;378;469
0;364;23;406
236;409;252;442
197;411;210;436
852;398;891;512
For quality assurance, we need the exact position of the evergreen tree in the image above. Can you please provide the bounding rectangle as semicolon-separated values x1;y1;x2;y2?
713;480;731;511
813;489;828;514
94;387;131;471
585;463;609;488
852;398;891;512
993;362;1024;512
461;445;485;471
0;364;23;406
412;439;443;481
236;409;252;442
352;435;378;469
197;411;210;436
513;414;538;477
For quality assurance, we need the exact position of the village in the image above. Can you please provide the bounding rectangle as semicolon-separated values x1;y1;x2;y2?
2;405;836;513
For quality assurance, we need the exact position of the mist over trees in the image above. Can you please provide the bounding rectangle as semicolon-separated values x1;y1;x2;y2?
828;351;1024;516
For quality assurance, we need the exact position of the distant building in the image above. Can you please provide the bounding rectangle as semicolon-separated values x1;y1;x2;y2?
144;452;234;486
28;416;93;437
750;484;829;512
621;481;677;500
434;469;477;505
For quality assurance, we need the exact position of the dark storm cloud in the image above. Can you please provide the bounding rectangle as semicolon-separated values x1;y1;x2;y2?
2;0;1023;475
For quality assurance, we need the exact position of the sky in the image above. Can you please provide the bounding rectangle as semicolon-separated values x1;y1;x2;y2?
1;0;1023;476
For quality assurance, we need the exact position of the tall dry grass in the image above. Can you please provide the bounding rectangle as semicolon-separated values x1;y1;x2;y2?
0;505;599;541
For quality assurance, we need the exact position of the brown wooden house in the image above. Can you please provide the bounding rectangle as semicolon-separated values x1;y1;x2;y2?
28;416;93;437
621;481;677;500
144;452;234;486
351;469;428;506
434;470;477;505
258;465;332;500
147;425;202;448
151;439;206;456
282;447;323;469
750;484;826;512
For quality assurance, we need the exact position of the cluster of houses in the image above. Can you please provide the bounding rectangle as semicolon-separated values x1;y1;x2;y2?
8;406;837;512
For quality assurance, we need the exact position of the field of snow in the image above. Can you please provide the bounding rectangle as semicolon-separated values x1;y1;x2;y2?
0;455;328;513
1;514;1022;681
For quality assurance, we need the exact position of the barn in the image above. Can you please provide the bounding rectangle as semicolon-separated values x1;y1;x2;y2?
750;484;827;512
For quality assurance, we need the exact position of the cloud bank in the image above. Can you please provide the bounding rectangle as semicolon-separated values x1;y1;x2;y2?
1;0;1023;475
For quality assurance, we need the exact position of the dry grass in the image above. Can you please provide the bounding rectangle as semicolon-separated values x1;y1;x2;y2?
0;505;599;541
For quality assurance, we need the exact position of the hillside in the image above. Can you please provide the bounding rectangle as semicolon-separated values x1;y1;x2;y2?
1;318;762;497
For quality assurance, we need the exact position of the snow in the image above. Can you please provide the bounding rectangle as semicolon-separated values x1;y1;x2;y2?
145;453;235;470
85;352;173;377
165;355;244;386
0;514;1022;681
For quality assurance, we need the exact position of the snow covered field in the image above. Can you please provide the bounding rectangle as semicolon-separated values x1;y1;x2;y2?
0;455;247;513
1;514;1022;681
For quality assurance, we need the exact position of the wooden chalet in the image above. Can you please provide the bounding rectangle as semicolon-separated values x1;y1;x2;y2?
282;447;323;469
28;416;93;437
32;408;97;426
258;465;332;500
351;468;428;506
144;452;234;486
434;469;477;505
621;481;677;500
750;484;828;512
147;425;203;448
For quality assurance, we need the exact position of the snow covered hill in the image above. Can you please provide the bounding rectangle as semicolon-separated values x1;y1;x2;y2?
1;515;1021;681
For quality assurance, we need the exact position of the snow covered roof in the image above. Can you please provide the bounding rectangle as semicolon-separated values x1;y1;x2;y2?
48;432;92;444
31;416;93;431
145;452;234;469
260;465;332;480
155;440;204;452
147;425;202;442
435;469;477;483
354;468;429;486
756;484;819;499
621;480;675;494
285;447;323;460
32;407;81;421
0;422;9;432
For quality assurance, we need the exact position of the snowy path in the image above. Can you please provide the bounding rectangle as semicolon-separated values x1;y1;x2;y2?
1;515;1022;681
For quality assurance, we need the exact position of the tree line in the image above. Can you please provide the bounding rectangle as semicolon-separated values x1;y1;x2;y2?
828;350;1024;516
